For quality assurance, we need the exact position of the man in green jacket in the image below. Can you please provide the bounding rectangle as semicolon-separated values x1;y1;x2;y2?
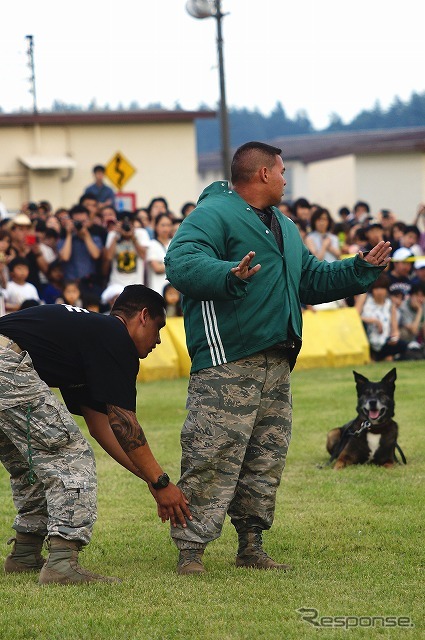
165;141;391;575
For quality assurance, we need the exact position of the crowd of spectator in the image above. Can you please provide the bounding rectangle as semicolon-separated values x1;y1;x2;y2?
1;165;424;363
0;165;191;318
279;197;425;361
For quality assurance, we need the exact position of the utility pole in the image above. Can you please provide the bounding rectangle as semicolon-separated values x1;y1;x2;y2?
186;0;231;181
26;35;38;114
215;0;231;181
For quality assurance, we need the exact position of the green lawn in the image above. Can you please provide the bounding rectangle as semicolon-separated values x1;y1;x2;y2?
0;361;424;639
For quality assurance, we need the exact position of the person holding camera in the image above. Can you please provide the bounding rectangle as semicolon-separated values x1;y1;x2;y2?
104;211;150;287
7;213;49;294
57;205;103;294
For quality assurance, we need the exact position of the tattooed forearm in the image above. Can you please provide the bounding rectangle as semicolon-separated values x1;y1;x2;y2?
106;404;147;452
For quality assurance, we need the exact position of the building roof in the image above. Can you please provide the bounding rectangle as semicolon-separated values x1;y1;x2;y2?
198;126;425;172
19;155;77;170
0;109;215;128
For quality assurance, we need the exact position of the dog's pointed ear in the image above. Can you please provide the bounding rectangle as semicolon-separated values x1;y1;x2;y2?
353;371;369;389
381;368;397;387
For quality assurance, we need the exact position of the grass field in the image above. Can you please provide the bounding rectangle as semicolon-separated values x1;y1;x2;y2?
0;361;424;639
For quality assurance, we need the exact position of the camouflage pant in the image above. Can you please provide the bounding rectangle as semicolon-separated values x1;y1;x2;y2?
172;349;292;549
0;339;96;545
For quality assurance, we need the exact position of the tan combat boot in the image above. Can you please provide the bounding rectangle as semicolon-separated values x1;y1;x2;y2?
177;548;206;575
4;532;45;573
234;522;291;571
39;536;121;585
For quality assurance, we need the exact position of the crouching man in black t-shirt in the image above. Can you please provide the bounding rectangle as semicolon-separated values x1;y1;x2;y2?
0;285;191;584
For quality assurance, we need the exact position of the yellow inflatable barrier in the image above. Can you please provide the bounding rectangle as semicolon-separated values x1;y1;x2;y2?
137;308;370;380
297;307;370;369
137;325;180;382
165;316;192;378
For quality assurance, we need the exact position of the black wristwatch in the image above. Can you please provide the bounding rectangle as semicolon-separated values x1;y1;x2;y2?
152;473;170;490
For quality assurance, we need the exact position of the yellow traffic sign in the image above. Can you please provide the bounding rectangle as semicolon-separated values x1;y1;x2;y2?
105;152;136;190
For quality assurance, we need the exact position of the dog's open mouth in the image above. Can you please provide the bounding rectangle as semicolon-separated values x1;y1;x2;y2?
368;408;384;421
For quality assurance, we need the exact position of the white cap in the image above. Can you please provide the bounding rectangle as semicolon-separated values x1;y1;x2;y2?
392;247;413;261
414;258;425;270
101;284;124;305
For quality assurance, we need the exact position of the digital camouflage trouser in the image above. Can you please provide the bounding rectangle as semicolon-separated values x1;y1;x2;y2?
172;349;292;549
0;339;96;545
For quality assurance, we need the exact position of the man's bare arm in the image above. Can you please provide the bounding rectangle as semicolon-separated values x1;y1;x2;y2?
106;404;191;527
82;406;146;479
107;404;147;452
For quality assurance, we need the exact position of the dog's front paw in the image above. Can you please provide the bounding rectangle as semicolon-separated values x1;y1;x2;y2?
333;459;347;470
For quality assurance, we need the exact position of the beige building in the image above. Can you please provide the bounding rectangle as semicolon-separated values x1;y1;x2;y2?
0;110;213;215
198;127;425;221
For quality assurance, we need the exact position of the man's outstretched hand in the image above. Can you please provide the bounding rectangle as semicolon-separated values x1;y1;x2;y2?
359;241;392;266
231;251;261;280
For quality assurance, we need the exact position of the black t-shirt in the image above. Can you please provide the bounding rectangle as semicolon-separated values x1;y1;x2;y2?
0;304;139;415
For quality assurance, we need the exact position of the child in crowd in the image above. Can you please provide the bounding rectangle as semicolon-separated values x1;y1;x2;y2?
82;293;101;313
400;225;422;256
57;280;82;307
3;257;40;312
41;260;64;304
399;283;425;344
163;284;183;317
356;274;407;361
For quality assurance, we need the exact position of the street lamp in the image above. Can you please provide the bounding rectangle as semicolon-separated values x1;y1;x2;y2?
186;0;231;181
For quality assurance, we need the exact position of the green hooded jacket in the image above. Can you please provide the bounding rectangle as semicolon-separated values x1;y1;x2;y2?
165;181;383;372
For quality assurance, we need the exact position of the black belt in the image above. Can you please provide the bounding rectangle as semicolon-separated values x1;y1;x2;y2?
0;335;23;354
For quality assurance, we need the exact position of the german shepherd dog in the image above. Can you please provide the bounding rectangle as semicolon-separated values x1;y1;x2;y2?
326;369;401;469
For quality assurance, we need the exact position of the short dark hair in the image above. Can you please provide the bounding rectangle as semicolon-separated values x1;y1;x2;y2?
45;228;59;240
35;220;47;233
111;285;165;320
69;205;89;217
80;193;98;204
365;223;383;233
403;225;420;238
20;299;40;310
370;274;390;291
410;282;425;296
231;141;282;184
93;165;105;173
293;197;310;211
47;260;63;275
181;202;196;217
9;257;30;272
354;200;370;213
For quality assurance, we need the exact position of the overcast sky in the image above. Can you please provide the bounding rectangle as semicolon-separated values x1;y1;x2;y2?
1;0;424;129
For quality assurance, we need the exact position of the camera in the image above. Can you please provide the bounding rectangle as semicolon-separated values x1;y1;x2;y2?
117;210;135;232
74;221;83;231
381;209;390;219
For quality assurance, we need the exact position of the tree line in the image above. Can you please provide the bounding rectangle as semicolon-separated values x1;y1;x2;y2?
196;91;425;153
2;91;424;154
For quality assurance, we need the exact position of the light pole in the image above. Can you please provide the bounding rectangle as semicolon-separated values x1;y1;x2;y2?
186;0;231;181
25;35;38;114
